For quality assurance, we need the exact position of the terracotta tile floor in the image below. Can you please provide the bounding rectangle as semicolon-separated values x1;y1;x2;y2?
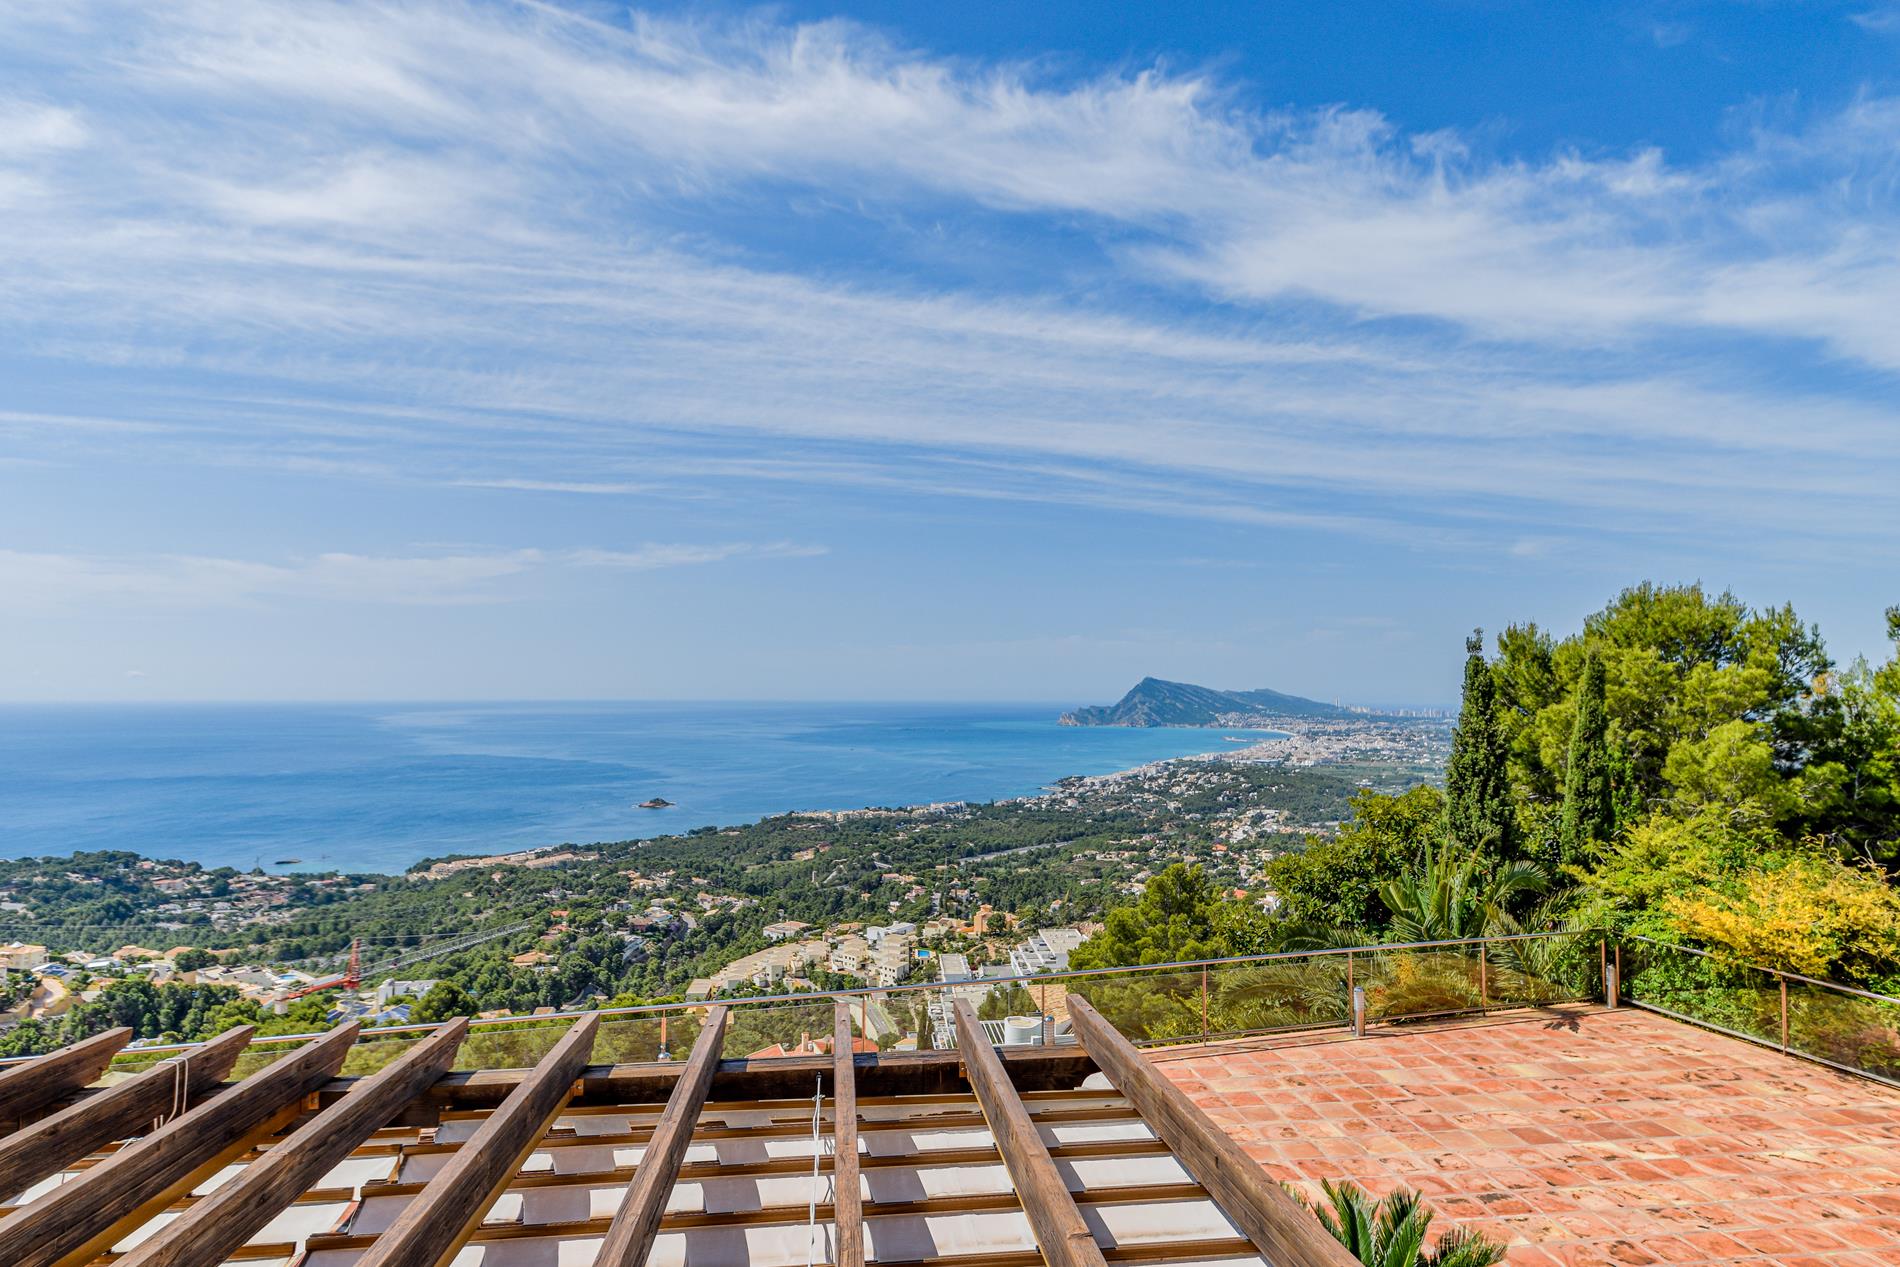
1150;1005;1900;1265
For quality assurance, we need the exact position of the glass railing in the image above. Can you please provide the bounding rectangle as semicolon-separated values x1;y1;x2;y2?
35;929;1900;1095
1621;935;1900;1087
20;929;1611;1084
1064;931;1600;1045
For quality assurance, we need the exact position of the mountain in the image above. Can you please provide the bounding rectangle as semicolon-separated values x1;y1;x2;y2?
1059;676;1352;726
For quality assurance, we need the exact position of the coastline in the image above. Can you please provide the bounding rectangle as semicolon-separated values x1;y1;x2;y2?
0;704;1301;875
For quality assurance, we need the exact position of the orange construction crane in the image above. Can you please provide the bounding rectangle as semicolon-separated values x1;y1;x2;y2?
283;937;360;1001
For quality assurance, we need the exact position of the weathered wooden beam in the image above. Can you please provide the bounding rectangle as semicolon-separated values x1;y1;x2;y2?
392;1042;1096;1114
832;1001;864;1267
0;1027;133;1130
0;1021;360;1267
593;1004;730;1267
0;1025;252;1201
115;1019;469;1267
952;1000;1109;1267
354;1014;598;1267
1066;996;1359;1267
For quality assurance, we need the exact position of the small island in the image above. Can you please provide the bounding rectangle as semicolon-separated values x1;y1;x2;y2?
639;798;674;809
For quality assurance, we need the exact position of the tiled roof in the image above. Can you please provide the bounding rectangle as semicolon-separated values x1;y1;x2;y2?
1157;1004;1900;1264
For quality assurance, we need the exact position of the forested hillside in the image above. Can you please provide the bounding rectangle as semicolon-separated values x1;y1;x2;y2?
1078;583;1900;999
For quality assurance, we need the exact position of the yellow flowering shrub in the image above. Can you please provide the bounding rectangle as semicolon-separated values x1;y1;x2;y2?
1665;852;1900;979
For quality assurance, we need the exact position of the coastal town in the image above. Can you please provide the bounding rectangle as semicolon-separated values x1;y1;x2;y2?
0;721;1447;1054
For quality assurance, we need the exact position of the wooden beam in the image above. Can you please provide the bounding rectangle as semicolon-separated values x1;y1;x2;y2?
115;1019;469;1267
1065;996;1359;1267
952;1000;1109;1267
0;1021;360;1267
832;1001;864;1267
593;1004;729;1267
0;1027;133;1130
397;1043;1096;1114
0;1025;252;1200
355;1014;599;1267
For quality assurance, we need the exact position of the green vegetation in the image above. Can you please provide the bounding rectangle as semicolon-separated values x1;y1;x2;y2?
8;579;1897;1070
1;761;1393;1055
1557;651;1613;868
1443;632;1516;862
1076;582;1900;1044
1307;1181;1506;1267
0;981;343;1059
1266;787;1443;931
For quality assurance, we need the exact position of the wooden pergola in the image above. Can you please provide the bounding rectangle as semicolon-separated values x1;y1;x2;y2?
0;999;1354;1267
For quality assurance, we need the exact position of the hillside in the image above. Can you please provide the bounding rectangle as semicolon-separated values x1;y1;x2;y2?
1060;677;1352;726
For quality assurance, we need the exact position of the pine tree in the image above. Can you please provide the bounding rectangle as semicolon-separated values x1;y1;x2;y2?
1559;651;1614;865
1444;630;1517;860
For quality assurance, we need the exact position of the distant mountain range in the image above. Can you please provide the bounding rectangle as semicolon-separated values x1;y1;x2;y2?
1060;676;1352;727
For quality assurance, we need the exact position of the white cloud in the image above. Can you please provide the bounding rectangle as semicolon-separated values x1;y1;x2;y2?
567;542;828;569
0;1;1896;559
0;543;827;609
0;99;86;156
1851;7;1900;35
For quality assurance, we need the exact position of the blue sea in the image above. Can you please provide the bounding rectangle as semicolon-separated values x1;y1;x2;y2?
0;703;1280;874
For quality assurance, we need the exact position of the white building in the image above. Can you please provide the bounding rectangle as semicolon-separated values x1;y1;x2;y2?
375;979;439;1007
829;935;870;977
0;942;49;972
1009;928;1086;978
871;934;914;987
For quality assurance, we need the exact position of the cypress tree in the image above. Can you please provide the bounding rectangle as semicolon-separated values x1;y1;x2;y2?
1444;629;1516;860
1559;652;1614;865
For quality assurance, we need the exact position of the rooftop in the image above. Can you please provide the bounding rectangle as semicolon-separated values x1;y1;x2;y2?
1159;1005;1900;1264
2;933;1899;1266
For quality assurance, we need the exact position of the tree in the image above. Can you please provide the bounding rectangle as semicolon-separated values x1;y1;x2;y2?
1787;605;1900;869
1378;847;1547;943
1495;584;1829;815
1265;787;1444;930
1307;1181;1506;1267
1557;652;1614;867
1663;850;1900;981
1443;631;1516;861
172;947;215;972
1069;865;1229;970
412;981;474;1023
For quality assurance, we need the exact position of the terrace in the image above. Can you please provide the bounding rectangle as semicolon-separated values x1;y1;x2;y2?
0;932;1896;1266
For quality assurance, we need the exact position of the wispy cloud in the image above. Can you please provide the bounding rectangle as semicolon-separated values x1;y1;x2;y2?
0;0;1897;559
0;543;827;609
1851;6;1900;35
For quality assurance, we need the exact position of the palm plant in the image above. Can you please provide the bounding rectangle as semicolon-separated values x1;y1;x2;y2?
1307;1180;1506;1267
1378;846;1549;943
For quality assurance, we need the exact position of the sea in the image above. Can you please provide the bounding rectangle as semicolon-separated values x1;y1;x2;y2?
0;702;1284;875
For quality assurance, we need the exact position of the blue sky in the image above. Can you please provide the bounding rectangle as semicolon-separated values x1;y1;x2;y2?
2;0;1898;706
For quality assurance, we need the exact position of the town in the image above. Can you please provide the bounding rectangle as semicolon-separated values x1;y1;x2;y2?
0;727;1447;1055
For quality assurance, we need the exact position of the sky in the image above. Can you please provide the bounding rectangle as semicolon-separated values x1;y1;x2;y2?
2;0;1899;707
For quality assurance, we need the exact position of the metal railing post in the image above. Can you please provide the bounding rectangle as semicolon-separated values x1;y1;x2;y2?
1779;974;1790;1052
1041;982;1052;1047
1345;949;1355;1027
1200;965;1209;1044
1351;986;1367;1037
1477;945;1488;1014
